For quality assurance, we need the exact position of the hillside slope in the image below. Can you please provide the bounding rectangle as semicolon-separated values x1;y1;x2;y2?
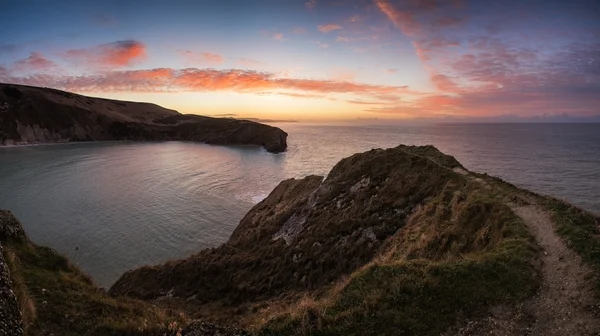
2;145;598;335
0;83;287;153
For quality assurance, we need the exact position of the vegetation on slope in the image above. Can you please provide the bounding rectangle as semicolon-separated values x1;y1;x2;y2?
0;210;189;336
259;172;540;335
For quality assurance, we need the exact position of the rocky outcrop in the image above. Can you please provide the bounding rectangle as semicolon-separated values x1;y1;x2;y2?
109;145;468;302
0;211;24;336
0;83;287;153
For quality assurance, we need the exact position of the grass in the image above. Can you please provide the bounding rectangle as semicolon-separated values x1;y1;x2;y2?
543;197;600;295
474;174;600;296
258;181;540;336
3;238;189;336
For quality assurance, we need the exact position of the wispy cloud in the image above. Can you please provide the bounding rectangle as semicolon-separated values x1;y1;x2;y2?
305;0;317;9
64;40;146;68
318;24;342;33
273;33;286;41
293;27;307;34
14;52;57;72
314;41;330;49
0;68;412;102
238;58;261;66
179;50;224;65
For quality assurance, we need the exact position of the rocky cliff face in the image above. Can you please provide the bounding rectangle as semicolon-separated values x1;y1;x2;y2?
0;83;287;153
0;211;25;336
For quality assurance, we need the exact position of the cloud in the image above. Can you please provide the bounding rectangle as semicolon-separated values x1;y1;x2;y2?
65;40;146;68
318;24;342;33
0;44;19;54
315;41;330;49
238;58;261;66
179;50;224;65
2;68;412;102
91;14;118;26
374;0;421;37
348;15;364;23
331;69;356;82
336;36;350;42
386;68;398;74
273;33;286;41
293;27;307;34
13;52;57;72
305;0;317;9
213;113;237;117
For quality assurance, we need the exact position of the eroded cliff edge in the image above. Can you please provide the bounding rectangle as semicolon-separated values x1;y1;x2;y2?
0;83;287;153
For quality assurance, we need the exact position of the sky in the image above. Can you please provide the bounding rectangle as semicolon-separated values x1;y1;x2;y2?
1;0;599;122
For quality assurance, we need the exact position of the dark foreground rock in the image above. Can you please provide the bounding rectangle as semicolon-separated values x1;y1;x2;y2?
0;83;287;153
0;211;24;336
0;244;23;336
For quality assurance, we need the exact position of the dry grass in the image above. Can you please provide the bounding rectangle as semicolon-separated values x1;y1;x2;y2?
4;248;37;332
4;240;190;336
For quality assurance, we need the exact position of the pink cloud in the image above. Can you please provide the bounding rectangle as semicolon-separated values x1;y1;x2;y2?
65;40;146;68
14;52;57;72
273;33;286;41
374;0;421;37
386;68;398;74
318;24;342;33
3;68;412;102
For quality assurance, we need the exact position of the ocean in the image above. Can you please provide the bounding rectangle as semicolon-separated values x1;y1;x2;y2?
0;123;598;288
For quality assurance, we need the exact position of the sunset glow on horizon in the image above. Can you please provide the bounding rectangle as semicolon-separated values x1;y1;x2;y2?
1;0;599;121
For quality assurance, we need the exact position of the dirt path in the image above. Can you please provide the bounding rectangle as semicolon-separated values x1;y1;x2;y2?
511;204;600;336
449;200;600;336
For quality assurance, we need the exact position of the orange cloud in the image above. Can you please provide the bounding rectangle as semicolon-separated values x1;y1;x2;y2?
179;50;224;65
65;40;146;68
318;24;342;33
3;68;412;102
14;52;57;72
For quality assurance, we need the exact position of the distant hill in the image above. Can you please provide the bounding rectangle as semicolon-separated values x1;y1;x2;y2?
0;83;287;153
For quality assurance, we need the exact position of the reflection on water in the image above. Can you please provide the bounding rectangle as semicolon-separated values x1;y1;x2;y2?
0;123;598;287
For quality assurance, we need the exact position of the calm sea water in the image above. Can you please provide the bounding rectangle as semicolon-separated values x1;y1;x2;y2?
0;123;599;287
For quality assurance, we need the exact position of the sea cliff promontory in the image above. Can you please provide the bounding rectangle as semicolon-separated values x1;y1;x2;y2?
1;145;599;335
0;83;287;153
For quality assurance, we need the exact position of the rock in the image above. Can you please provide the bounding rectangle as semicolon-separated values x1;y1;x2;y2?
0;244;24;336
0;210;26;243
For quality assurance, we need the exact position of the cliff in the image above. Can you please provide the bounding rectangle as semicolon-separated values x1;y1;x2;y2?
109;145;600;335
2;146;599;335
0;83;287;153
